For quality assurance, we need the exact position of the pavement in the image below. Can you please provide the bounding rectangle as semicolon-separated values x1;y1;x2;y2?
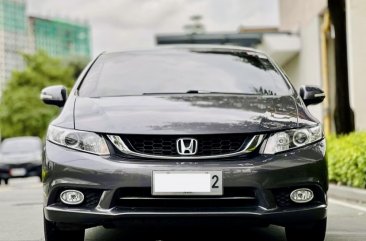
1;177;366;241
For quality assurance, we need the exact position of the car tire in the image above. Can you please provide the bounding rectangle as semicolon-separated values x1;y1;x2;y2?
285;218;326;241
44;217;85;241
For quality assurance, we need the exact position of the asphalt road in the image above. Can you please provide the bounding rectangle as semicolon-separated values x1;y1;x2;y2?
1;177;366;241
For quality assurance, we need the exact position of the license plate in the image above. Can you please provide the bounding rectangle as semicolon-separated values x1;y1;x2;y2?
152;171;223;196
10;168;26;177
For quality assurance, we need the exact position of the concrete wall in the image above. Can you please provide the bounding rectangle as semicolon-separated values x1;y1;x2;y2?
279;0;366;132
279;0;327;31
282;17;323;122
346;0;366;130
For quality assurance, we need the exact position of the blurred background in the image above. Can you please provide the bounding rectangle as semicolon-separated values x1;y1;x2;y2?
0;0;366;187
1;0;365;138
0;0;366;240
1;0;365;186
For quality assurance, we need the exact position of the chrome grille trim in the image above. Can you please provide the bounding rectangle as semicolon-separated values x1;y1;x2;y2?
107;134;265;160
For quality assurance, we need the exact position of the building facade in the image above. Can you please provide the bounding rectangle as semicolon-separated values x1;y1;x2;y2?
28;17;91;59
278;0;329;131
279;0;327;32
278;0;366;132
345;0;366;131
0;0;91;95
0;0;28;91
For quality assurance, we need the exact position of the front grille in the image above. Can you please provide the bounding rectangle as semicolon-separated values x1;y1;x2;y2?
121;134;248;156
111;187;257;210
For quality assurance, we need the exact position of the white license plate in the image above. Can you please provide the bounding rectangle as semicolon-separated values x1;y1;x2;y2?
152;171;223;196
10;168;26;177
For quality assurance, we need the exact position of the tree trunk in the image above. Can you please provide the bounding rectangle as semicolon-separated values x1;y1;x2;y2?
328;0;355;134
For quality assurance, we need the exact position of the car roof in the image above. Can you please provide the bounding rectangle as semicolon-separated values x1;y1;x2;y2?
103;44;268;57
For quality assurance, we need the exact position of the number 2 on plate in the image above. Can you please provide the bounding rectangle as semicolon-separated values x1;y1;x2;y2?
212;175;219;189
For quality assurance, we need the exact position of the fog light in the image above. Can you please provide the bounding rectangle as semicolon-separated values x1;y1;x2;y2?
60;190;84;205
290;188;314;203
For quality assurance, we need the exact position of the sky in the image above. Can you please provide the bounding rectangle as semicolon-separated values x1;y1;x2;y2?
27;0;279;56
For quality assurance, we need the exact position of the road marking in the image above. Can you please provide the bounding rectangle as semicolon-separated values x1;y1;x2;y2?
329;198;366;212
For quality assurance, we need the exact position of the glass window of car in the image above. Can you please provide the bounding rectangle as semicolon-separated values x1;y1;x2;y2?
79;49;292;97
0;137;42;154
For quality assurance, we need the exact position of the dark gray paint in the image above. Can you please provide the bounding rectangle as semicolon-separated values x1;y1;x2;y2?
73;95;307;134
43;46;327;233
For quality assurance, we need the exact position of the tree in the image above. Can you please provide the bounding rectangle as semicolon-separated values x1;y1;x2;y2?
64;56;90;80
0;51;75;139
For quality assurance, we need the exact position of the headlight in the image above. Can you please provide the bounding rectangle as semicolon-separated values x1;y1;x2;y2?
47;125;110;155
262;125;323;154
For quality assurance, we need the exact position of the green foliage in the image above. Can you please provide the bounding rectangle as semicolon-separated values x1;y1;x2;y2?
63;57;89;80
327;132;366;188
0;51;78;139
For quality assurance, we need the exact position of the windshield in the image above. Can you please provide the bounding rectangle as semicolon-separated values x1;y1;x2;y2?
79;49;292;97
0;138;42;154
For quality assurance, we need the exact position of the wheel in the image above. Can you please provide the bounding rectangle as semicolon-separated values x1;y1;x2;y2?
285;218;326;241
44;217;85;241
4;179;9;185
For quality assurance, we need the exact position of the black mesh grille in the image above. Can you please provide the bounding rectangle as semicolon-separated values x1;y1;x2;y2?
274;190;293;208
122;134;248;156
111;187;258;209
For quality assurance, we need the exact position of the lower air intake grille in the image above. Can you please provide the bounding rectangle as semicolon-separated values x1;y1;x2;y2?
111;187;258;210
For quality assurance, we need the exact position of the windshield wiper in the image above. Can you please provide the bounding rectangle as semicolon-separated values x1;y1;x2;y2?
185;90;260;95
142;90;257;95
186;90;211;94
142;92;186;95
201;91;258;95
142;90;208;95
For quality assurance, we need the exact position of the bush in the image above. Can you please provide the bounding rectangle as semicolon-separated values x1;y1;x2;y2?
0;51;76;139
326;132;366;188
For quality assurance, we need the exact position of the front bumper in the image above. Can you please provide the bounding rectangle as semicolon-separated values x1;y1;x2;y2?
45;204;327;228
43;140;328;228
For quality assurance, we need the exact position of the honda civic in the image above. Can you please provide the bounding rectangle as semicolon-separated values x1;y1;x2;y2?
41;45;328;241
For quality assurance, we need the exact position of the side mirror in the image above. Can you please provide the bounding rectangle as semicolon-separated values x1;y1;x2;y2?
40;85;68;107
299;85;325;106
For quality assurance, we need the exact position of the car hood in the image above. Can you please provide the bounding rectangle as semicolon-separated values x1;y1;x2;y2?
72;94;315;135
